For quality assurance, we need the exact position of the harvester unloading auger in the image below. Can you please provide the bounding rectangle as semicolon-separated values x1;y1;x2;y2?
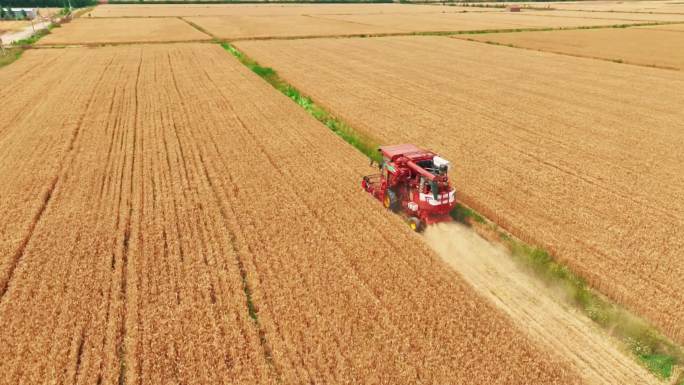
362;144;456;232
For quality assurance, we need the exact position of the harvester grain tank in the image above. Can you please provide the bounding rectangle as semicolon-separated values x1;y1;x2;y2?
361;144;456;231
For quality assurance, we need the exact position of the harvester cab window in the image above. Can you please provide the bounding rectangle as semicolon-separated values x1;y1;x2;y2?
416;160;435;174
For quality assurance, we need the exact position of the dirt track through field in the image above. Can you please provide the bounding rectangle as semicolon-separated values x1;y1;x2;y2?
425;223;660;385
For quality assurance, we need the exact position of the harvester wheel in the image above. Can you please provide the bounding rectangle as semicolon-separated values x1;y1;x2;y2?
408;217;423;233
383;190;399;212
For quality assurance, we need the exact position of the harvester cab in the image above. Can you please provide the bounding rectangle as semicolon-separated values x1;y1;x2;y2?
361;144;456;232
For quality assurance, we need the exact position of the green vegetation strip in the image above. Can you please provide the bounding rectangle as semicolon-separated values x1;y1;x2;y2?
0;47;23;68
11;25;53;47
222;42;684;383
0;22;58;69
221;42;381;163
455;204;684;382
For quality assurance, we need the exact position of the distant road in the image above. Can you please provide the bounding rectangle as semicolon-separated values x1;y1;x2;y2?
1;20;52;46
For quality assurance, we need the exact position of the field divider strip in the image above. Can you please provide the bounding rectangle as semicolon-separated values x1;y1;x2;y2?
0;19;57;68
446;3;684;16
31;39;215;48
170;10;679;43
218;42;382;162
218;41;684;384
1;8;96;67
453;36;681;71
221;21;679;42
22;20;678;51
177;16;216;40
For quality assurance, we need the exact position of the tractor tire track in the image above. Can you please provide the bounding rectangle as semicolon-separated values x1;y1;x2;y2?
0;54;116;302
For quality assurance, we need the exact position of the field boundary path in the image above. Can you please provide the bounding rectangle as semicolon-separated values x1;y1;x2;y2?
425;223;662;385
456;24;684;71
0;20;51;46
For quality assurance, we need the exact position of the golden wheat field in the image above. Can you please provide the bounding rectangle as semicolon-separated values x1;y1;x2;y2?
184;15;399;39
89;3;492;17
521;9;684;21
186;11;648;40
0;43;582;385
309;11;649;31
36;18;211;45
464;26;684;69
481;0;684;13
2;2;683;384
235;35;684;346
81;3;668;41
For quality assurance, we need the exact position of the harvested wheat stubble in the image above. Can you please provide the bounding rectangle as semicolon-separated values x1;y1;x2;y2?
36;18;210;45
184;15;400;40
185;11;644;40
312;12;652;33
482;0;684;13
236;35;684;346
0;44;580;385
464;27;684;70
89;3;498;18
521;9;684;22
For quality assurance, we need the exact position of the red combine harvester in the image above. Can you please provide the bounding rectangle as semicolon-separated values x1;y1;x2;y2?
362;144;456;232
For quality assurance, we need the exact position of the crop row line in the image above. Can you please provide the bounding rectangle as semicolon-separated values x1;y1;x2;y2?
0;51;118;305
161;52;280;378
